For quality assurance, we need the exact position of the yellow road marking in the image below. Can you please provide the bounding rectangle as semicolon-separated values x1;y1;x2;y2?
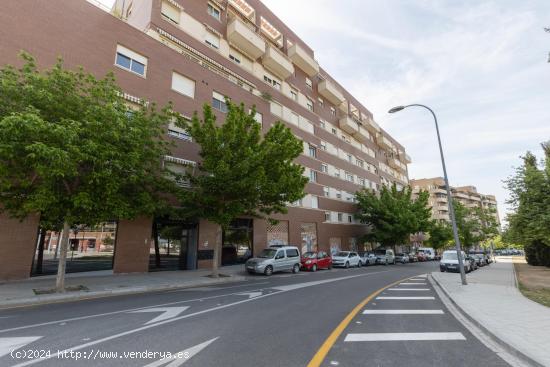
307;275;421;367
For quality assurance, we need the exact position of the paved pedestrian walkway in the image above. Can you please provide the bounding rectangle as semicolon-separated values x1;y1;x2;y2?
0;266;246;309
432;258;550;367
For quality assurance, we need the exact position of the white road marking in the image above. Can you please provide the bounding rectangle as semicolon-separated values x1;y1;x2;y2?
272;270;390;292
362;309;444;314
345;332;465;341
11;271;392;367
400;282;427;285
376;297;435;300
388;288;431;291
0;337;42;358
130;307;190;324
143;337;218;367
235;292;263;299
170;282;270;293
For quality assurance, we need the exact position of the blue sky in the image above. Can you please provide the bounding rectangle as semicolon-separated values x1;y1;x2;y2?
97;0;550;222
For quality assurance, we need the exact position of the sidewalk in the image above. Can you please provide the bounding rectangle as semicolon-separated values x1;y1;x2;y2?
0;265;247;309
432;257;550;367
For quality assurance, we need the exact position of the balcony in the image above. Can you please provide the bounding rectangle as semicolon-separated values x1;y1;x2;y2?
363;117;381;135
338;100;349;113
287;43;319;77
388;157;407;172
339;115;358;134
377;134;394;150
403;153;412;164
262;44;294;79
227;17;266;59
318;80;345;105
353;126;370;144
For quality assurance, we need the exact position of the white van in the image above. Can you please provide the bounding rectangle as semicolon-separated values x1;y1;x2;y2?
418;247;435;260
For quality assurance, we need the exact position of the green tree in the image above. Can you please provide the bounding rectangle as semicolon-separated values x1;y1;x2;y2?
426;220;453;250
0;53;177;291
452;200;481;249
176;101;308;277
356;185;431;249
505;144;550;266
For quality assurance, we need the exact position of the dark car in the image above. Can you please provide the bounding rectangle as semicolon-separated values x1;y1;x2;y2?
466;255;478;271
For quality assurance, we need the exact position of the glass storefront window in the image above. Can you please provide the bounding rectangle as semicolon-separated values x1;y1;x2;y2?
300;223;317;254
222;218;253;265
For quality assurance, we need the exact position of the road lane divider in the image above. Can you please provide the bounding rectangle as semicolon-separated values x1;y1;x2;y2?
344;332;465;342
376;296;435;300
387;288;430;291
362;309;444;314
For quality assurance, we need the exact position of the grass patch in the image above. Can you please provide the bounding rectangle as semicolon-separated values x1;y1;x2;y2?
518;282;550;308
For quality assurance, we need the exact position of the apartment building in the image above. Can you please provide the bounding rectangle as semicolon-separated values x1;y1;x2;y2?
410;177;500;225
0;0;411;280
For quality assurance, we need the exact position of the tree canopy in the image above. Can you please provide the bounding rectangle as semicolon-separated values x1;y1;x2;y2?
356;185;432;248
426;220;453;250
0;53;177;289
176;100;308;275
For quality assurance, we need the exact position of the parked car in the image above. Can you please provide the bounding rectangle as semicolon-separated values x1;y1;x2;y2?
472;254;485;267
466;255;478;271
395;253;410;264
408;253;418;262
374;249;395;265
300;251;332;271
245;246;301;276
359;252;377;266
332;251;362;268
416;252;427;262
418;247;436;260
440;250;472;273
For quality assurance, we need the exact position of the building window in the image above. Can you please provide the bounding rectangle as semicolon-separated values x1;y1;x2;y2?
253;111;263;124
321;163;328;173
330;107;336;116
345;172;354;182
290;89;298;101
212;91;228;113
115;45;147;77
325;212;331;221
323;187;330;197
207;3;221;20
306;99;314;112
305;77;312;89
229;54;241;64
320;141;327;151
348;215;353;223
308;145;317;158
319;120;326;129
171;72;195;98
334;168;340;178
347;154;353;163
359;177;365;186
356;158;364;168
331;128;337;135
309;170;317;183
338;213;343;222
167;121;192;141
205;31;220;49
336;190;342;199
264;75;281;90
318;98;324;107
161;1;181;24
311;196;319;209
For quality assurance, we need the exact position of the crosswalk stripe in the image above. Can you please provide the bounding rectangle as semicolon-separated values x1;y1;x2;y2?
400;282;427;285
376;296;435;300
388;288;430;291
362;309;444;314
344;332;465;341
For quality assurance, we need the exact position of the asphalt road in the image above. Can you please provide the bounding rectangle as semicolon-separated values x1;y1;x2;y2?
0;262;510;367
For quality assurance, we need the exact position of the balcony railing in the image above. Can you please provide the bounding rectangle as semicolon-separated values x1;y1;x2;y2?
318;79;345;105
287;43;319;77
227;17;266;59
339;115;358;134
262;44;294;79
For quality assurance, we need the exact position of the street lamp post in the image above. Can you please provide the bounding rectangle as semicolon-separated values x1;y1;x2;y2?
389;104;467;285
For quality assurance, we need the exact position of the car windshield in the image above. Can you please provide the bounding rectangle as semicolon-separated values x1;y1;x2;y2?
302;252;316;259
374;250;386;255
258;249;277;258
335;252;349;257
396;253;404;256
442;252;459;260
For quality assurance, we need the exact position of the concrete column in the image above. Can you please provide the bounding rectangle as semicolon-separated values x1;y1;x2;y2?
113;217;153;274
0;212;40;281
197;219;220;269
253;218;267;256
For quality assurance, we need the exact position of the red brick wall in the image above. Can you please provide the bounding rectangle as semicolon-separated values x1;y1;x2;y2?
113;217;153;273
0;212;40;280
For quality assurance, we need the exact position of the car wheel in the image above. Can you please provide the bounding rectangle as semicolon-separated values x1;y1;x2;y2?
440;268;445;272
345;261;350;269
357;261;362;268
328;263;332;269
311;264;317;272
264;265;273;276
247;270;255;275
385;260;388;266
292;264;300;274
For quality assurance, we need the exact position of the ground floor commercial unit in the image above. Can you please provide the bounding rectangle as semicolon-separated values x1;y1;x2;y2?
0;207;369;281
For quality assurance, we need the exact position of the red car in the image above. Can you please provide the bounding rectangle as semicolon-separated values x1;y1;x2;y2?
301;251;332;271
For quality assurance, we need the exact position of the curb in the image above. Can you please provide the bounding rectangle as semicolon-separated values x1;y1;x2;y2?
430;273;544;367
0;275;246;310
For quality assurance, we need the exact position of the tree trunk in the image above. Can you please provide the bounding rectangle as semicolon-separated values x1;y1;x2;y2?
55;222;71;292
53;230;62;260
210;226;223;278
153;224;161;268
35;228;46;275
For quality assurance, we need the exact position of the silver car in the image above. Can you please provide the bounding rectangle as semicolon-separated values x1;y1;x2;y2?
245;246;301;276
360;252;377;266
